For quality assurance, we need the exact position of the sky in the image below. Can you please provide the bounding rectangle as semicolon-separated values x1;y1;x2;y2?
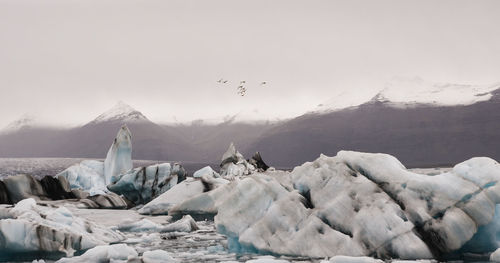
0;0;500;127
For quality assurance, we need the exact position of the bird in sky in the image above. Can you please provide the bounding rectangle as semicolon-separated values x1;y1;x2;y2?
237;85;246;96
260;81;267;85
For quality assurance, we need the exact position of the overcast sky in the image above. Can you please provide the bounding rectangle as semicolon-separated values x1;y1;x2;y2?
1;0;500;127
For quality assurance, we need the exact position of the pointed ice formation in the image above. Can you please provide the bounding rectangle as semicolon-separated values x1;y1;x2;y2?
219;142;255;178
104;125;133;184
58;126;133;195
249;152;270;172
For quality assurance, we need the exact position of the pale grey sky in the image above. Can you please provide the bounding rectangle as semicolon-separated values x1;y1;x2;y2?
1;0;500;127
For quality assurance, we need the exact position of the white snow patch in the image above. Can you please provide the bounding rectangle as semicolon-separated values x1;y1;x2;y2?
55;244;137;263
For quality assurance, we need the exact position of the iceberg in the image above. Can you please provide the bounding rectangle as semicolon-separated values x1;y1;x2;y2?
56;160;106;196
219;142;255;179
0;198;124;260
142;250;177;263
139;175;228;216
193;165;220;178
55;244;137;263
320;256;384;263
107;162;186;204
104;125;133;185
57;126;133;195
114;215;198;233
491;248;500;262
248;152;270;172
2;174;73;203
170;151;500;259
55;245;177;263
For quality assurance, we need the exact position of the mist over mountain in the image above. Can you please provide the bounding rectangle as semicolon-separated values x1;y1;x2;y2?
248;80;500;167
1;79;500;168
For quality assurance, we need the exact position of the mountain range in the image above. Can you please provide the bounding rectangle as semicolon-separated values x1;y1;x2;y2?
1;78;500;168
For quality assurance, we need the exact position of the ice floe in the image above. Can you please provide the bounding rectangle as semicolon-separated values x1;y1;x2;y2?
139;175;228;216
219;142;255;179
114;215;198;233
107;162;186;204
169;151;500;259
56;160;106;196
0;198;123;259
55;244;137;263
193;165;220;178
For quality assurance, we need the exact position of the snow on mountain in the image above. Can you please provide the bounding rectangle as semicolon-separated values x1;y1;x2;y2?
89;101;150;124
313;77;500;114
180;109;284;126
1;114;39;134
227;109;284;124
375;77;500;106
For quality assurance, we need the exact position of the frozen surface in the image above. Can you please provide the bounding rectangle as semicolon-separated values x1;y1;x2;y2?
171;151;500;259
55;244;137;263
0;199;123;259
113;215;198;233
491;248;500;262
139;175;228;215
107;162;185;204
56;160;106;196
320;256;384;263
142;249;177;263
65;208;307;263
104;125;133;185
56;126;133;195
220;143;255;179
193;165;220;178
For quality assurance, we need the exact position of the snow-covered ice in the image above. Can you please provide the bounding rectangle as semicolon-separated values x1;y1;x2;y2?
193;165;220;178
491;248;500;262
142;249;177;263
139;175;228;215
56;125;133;195
220;143;255;179
107;162;185;204
320;256;384;263
56;160;106;196
0;198;123;258
170;151;500;259
104;125;133;185
55;244;137;263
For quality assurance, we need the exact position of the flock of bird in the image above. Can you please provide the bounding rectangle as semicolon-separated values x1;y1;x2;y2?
217;79;267;96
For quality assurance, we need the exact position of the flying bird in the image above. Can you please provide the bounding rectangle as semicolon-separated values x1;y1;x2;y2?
260;81;267;85
237;85;246;96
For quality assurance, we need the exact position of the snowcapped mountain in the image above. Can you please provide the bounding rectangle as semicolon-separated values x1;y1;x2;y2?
248;78;500;167
373;77;500;106
313;77;500;114
88;101;149;125
1;114;39;134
